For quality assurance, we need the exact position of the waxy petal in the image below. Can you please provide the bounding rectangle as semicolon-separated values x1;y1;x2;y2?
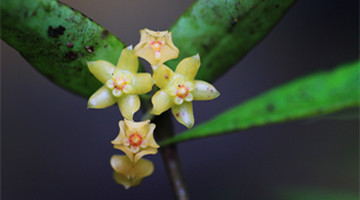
135;29;179;66
175;54;200;81
153;64;175;88
158;34;179;65
88;86;116;109
132;73;154;94
151;90;174;115
114;145;134;162
87;60;115;84
115;46;139;75
124;119;150;138
117;94;140;120
144;28;168;37
135;46;156;66
134;148;158;163
113;172;141;189
146;124;159;148
171;102;194;129
111;155;154;189
193;80;220;100
111;121;127;144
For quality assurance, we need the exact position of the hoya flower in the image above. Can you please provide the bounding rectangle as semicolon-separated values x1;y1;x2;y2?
151;54;220;128
111;155;154;189
111;119;159;163
134;28;179;67
87;46;153;120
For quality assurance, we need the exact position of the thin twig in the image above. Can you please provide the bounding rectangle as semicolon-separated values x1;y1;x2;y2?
154;111;190;200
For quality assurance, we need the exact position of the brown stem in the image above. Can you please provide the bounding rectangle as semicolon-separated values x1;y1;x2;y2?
154;111;190;200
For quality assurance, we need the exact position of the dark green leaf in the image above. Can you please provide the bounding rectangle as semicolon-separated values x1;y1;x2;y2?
160;61;360;145
1;0;125;97
168;0;296;81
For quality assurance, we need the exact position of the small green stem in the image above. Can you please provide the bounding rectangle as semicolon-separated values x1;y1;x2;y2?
154;111;190;200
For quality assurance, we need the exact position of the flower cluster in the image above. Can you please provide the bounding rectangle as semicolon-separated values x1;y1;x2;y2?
86;28;219;188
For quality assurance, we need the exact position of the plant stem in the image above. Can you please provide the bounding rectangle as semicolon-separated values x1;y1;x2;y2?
154;111;190;200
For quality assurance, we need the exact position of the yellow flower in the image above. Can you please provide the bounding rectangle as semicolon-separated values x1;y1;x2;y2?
87;46;154;120
111;119;159;163
111;155;154;189
134;28;179;67
151;54;220;128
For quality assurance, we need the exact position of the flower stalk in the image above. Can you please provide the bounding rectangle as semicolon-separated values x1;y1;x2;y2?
154;111;190;200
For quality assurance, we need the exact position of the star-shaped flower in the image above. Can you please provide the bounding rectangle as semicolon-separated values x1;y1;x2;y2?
111;120;159;163
87;46;154;120
134;28;179;67
111;155;154;189
151;54;220;128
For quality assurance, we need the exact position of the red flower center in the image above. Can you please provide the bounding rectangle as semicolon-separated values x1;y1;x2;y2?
176;85;189;99
129;133;143;147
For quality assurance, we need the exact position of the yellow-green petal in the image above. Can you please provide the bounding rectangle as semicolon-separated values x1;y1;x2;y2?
113;172;141;189
132;73;154;94
124;119;150;138
111;121;127;144
113;145;134;162
87;60;115;84
145;124;159;148
111;155;154;189
153;64;175;88
144;28;168;37
88;86;116;109
171;102;194;129
193;80;220;100
111;155;154;179
151;90;174;115
175;54;200;81
158;34;179;65
115;46;139;74
134;148;158;163
111;155;133;175
135;46;156;66
117;94;140;120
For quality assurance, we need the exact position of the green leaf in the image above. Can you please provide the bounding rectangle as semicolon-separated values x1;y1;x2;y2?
1;0;125;97
160;61;360;145
1;0;295;97
168;0;296;82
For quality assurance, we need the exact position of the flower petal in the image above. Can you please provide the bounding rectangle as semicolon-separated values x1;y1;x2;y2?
133;157;154;179
151;90;174;115
171;102;194;129
124;119;150;137
111;155;154;180
117;94;140;120
113;145;134;162
110;155;133;175
145;124;159;148
158;33;179;65
111;155;154;189
115;46;139;74
135;46;156;66
134;148;158;163
132;73;154;94
111;121;127;144
87;60;115;84
153;64;175;88
113;172;141;190
175;54;200;81
144;28;168;37
88;86;116;109
193;80;220;100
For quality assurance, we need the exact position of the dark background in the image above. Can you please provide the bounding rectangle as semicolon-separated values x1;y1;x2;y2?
2;0;359;199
